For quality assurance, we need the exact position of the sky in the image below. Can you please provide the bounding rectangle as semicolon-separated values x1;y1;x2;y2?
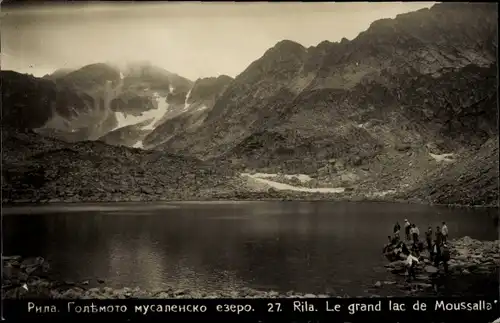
1;2;435;80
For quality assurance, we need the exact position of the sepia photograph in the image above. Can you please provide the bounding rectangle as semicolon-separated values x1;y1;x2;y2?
1;0;498;307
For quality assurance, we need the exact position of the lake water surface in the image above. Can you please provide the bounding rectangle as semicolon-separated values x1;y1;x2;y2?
3;201;498;297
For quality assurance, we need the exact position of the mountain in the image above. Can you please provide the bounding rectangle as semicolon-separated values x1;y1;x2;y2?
2;62;199;143
2;61;235;149
1;71;94;139
42;68;75;80
2;3;497;206
141;75;234;149
159;3;497;158
153;3;498;205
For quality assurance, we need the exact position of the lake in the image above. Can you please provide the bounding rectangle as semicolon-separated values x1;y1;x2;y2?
3;201;498;297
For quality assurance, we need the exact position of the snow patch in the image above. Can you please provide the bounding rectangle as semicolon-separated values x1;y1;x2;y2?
183;89;192;111
429;153;455;162
112;92;170;131
241;173;344;193
141;93;170;130
120;72;124;80
196;105;208;112
250;173;312;183
370;190;396;197
133;140;144;149
169;85;175;94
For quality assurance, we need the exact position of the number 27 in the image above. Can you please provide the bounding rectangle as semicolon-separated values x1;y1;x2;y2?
268;303;281;312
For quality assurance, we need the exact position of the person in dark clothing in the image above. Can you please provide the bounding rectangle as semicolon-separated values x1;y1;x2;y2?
418;240;424;253
393;222;401;234
425;227;433;252
433;241;442;267
383;236;394;254
411;224;419;244
393;232;400;244
404;219;411;240
435;226;443;246
441;243;450;273
411;241;420;257
401;242;410;256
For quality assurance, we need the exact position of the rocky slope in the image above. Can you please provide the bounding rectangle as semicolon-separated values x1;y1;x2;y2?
1;129;244;204
397;137;499;206
156;3;498;206
1;71;93;133
160;3;497;157
143;75;234;149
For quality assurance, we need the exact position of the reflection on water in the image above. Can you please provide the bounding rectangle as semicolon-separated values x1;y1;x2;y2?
3;201;498;296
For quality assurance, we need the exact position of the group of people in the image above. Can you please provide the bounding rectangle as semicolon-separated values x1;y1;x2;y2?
383;219;451;280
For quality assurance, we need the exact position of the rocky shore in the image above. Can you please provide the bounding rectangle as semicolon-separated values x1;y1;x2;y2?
1;256;336;299
381;236;500;295
2;192;497;208
3;237;498;299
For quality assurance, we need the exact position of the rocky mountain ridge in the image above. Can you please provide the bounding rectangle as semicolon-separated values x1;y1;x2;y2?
153;2;498;206
1;2;498;206
2;62;233;148
159;3;497;159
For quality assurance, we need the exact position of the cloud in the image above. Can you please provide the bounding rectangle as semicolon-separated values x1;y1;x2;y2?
1;2;435;79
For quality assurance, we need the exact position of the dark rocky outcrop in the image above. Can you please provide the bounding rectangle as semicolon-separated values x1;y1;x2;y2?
1;71;94;132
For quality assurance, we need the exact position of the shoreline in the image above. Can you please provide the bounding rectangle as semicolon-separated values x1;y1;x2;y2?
2;195;498;209
3;237;498;299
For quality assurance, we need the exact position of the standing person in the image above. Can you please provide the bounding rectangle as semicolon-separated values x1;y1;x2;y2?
393;222;401;235
411;224;419;244
441;243;450;273
393;231;400;244
425;227;433;253
404;219;411;241
411;240;421;258
433;240;442;267
401;242;409;255
435;226;443;246
441;222;449;243
391;234;399;245
405;251;419;281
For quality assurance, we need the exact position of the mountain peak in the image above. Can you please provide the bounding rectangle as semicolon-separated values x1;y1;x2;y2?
273;39;306;52
259;39;308;62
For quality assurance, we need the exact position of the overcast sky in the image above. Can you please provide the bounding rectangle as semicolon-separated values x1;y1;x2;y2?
1;2;435;80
